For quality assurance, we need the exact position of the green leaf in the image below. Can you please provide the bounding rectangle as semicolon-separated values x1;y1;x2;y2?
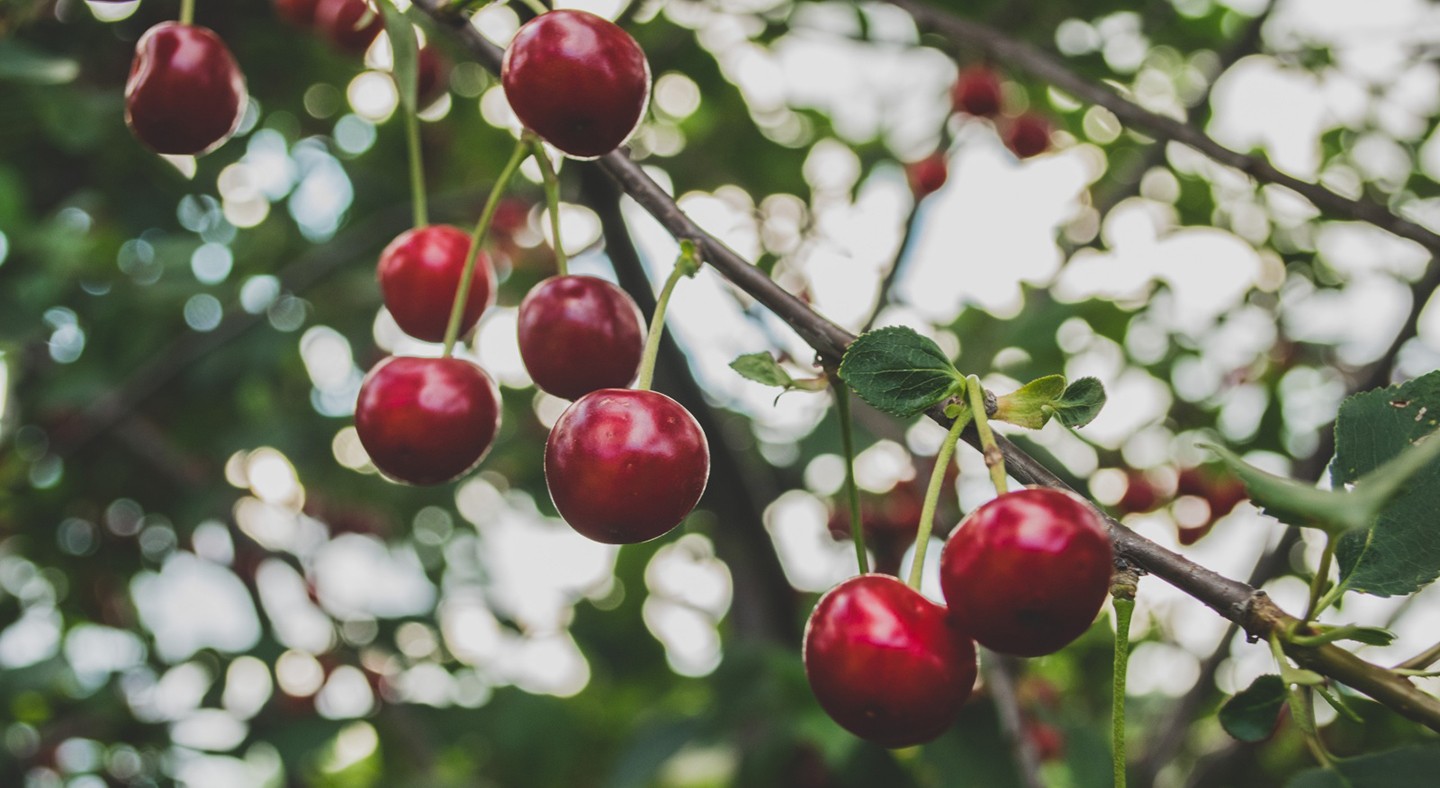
1218;675;1286;742
994;374;1067;429
1206;444;1369;536
837;326;964;418
378;1;419;113
1050;377;1106;428
730;352;796;388
1287;745;1440;788
1289;624;1396;648
1333;371;1440;596
0;40;79;85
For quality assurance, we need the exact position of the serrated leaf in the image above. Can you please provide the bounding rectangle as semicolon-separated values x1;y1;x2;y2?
994;374;1066;429
378;1;419;113
730;352;796;389
1333;371;1440;596
1218;675;1286;743
837;326;964;418
1286;745;1440;788
1051;377;1105;428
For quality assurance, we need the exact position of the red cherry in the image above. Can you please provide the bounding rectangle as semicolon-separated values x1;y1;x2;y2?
273;0;321;27
314;0;383;55
544;389;708;544
1117;470;1162;514
804;574;977;747
124;23;247;156
1025;720;1066;763
354;356;501;486
1003;112;1053;159
416;46;449;108
376;225;494;344
952;65;1003;117
905;152;949;199
940;487;1113;657
517;276;645;400
501;10;651;159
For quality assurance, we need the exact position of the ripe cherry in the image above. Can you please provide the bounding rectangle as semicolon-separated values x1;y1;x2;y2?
517;276;645;400
273;0;321;27
354;356;501;486
376;225;494;344
501;9;650;159
804;574;977;747
125;23;247;156
416;45;449;108
545;389;708;544
314;0;383;55
952;65;1003;117
1117;470;1162;514
905;152;949;200
940;487;1113;657
1003;112;1053;159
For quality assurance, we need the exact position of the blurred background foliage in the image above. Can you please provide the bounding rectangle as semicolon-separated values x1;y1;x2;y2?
1;0;1439;785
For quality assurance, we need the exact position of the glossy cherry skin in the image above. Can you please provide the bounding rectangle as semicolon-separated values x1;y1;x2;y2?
952;65;1003;117
1003;112;1052;159
125;23;247;156
905;152;949;200
545;389;708;544
804;575;977;748
415;46;449;108
517;276;644;400
940;487;1113;657
501;10;650;159
354;356;501;486
315;0;383;55
377;225;494;344
274;0;321;27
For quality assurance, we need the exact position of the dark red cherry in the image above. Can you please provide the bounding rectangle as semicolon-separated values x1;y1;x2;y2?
501;9;650;159
415;45;449;108
314;0;383;55
354;356;501;485
517;276;645;400
274;0;321;27
905;152;949;199
1003;112;1053;159
804;574;977;748
124;22;247;156
377;225;494;344
544;389;708;544
940;487;1113;657
1117;470;1162;514
952;65;1003;117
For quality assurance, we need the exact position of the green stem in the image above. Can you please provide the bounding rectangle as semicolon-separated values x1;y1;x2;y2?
180;0;195;25
1112;595;1135;788
634;242;700;391
965;374;1008;495
833;379;869;575
530;136;568;277
907;409;970;590
405;100;428;228
1304;536;1337;624
442;139;530;357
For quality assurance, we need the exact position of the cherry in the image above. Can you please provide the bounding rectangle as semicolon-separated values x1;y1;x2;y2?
803;574;977;747
376;225;494;344
273;0;321;27
905;152;949;200
544;389;708;544
1117;470;1162;514
501;9;650;159
952;64;1003;117
314;0;383;55
416;45;449;108
1003;112;1053;159
940;487;1112;657
517;276;645;400
354;356;501;486
1024;720;1066;763
124;23;247;157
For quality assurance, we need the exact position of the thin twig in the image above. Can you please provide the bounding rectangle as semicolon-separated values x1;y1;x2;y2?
982;652;1047;788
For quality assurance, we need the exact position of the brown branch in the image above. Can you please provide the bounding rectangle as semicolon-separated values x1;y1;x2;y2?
414;0;1440;734
982;652;1047;788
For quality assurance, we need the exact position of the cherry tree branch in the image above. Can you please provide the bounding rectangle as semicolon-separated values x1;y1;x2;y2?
412;0;1440;733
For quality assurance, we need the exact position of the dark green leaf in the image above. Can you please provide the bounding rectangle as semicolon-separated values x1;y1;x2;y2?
994;374;1067;429
1218;674;1286;742
378;1;419;113
1333;370;1440;596
1206;444;1368;535
1287;745;1440;788
1051;377;1106;428
837;326;964;418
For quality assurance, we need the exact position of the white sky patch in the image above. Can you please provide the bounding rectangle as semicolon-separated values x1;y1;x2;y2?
131;554;261;663
311;534;436;620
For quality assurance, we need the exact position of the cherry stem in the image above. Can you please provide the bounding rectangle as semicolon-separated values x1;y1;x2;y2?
1111;595;1135;788
966;374;1008;495
441;137;530;357
404;95;428;228
180;0;195;25
634;241;700;391
832;379;869;575
529;136;567;277
906;407;970;590
1303;536;1337;625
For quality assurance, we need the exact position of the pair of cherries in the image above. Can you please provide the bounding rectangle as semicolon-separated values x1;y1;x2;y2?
804;487;1113;747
